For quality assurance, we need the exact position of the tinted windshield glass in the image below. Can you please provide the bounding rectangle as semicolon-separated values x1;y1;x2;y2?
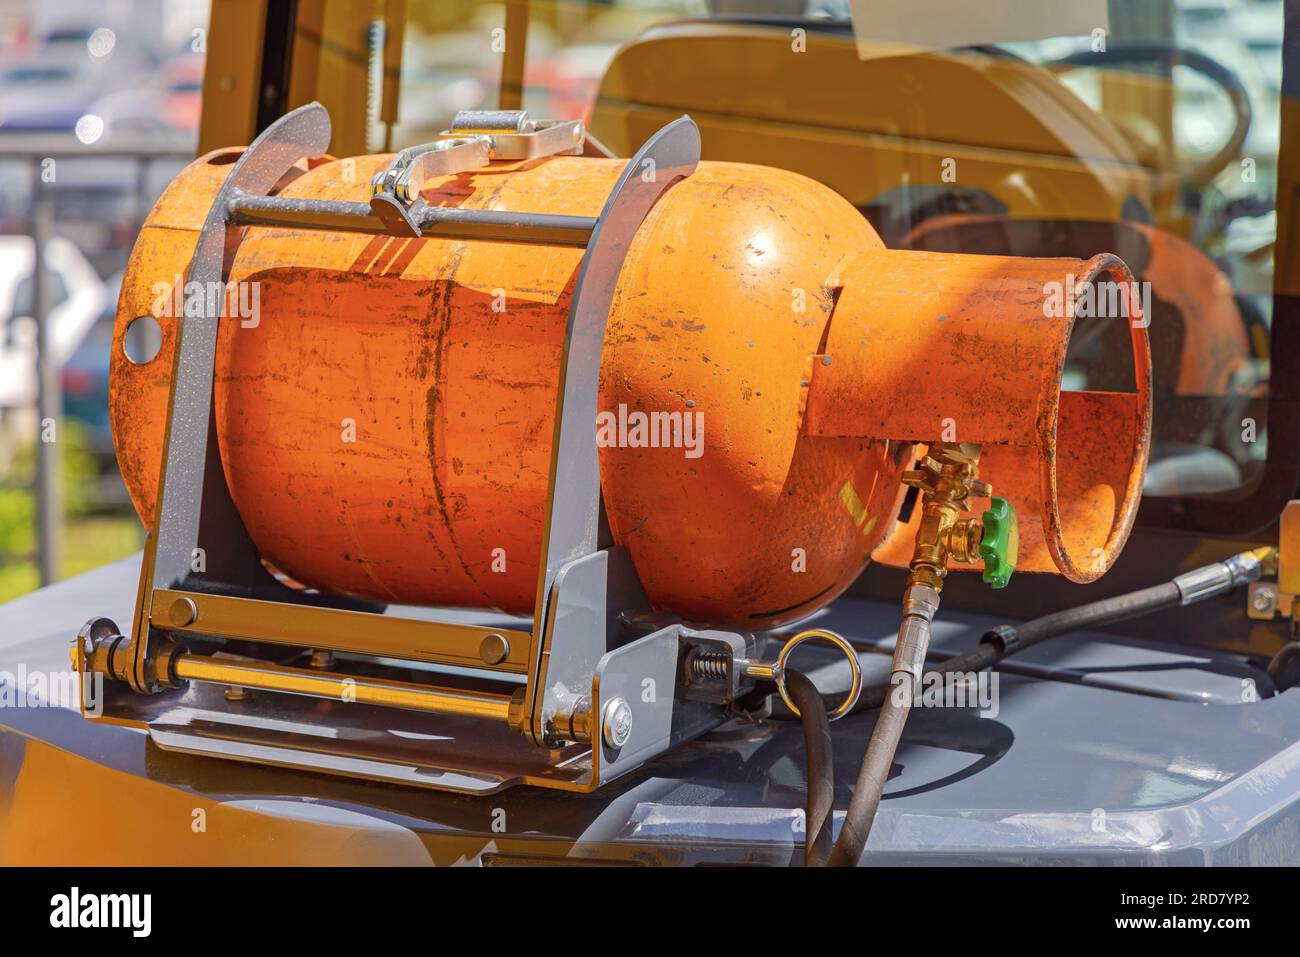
294;0;1292;524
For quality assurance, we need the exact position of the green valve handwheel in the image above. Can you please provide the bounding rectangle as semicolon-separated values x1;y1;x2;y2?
979;496;1018;589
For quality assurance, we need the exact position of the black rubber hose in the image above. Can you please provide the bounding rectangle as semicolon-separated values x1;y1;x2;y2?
830;581;1182;715
1267;642;1300;692
789;549;1275;867
784;668;833;867
819;581;1183;866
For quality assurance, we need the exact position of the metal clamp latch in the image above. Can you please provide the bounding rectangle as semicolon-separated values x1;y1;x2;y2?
686;628;863;721
371;110;585;204
370;137;492;202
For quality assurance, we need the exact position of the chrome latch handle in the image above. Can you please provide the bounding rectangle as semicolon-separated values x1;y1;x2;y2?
370;110;586;205
371;137;493;203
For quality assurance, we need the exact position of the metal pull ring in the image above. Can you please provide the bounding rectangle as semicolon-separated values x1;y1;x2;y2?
775;628;862;721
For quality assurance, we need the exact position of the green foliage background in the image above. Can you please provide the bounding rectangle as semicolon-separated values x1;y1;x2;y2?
0;421;141;602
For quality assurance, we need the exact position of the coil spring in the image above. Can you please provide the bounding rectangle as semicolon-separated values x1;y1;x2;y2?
689;650;731;680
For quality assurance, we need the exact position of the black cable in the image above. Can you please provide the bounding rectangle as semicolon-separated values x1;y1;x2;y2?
1267;642;1300;692
784;668;833;867
811;581;1183;716
780;554;1268;866
823;582;1181;865
782;580;1187;867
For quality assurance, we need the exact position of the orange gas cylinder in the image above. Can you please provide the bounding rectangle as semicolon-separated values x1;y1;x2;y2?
110;145;1149;629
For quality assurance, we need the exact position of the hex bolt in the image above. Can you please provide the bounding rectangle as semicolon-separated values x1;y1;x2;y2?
601;696;633;749
1252;586;1277;614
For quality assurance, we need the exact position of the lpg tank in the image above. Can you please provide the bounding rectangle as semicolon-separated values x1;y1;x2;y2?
110;146;1148;629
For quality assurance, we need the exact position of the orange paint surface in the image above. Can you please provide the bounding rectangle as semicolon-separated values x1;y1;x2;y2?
111;148;1147;628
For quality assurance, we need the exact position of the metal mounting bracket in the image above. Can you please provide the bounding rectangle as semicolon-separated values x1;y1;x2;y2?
77;101;734;794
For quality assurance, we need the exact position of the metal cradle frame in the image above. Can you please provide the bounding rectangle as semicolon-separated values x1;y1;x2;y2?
74;102;761;794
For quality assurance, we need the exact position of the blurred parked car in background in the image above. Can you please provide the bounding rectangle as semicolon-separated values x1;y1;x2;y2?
0;235;104;413
60;271;124;463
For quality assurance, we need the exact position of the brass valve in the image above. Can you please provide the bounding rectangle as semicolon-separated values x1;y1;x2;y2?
899;442;1018;591
889;442;1017;683
901;443;988;592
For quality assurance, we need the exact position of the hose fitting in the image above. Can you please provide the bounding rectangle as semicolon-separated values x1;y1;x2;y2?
894;582;940;679
1174;546;1277;605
